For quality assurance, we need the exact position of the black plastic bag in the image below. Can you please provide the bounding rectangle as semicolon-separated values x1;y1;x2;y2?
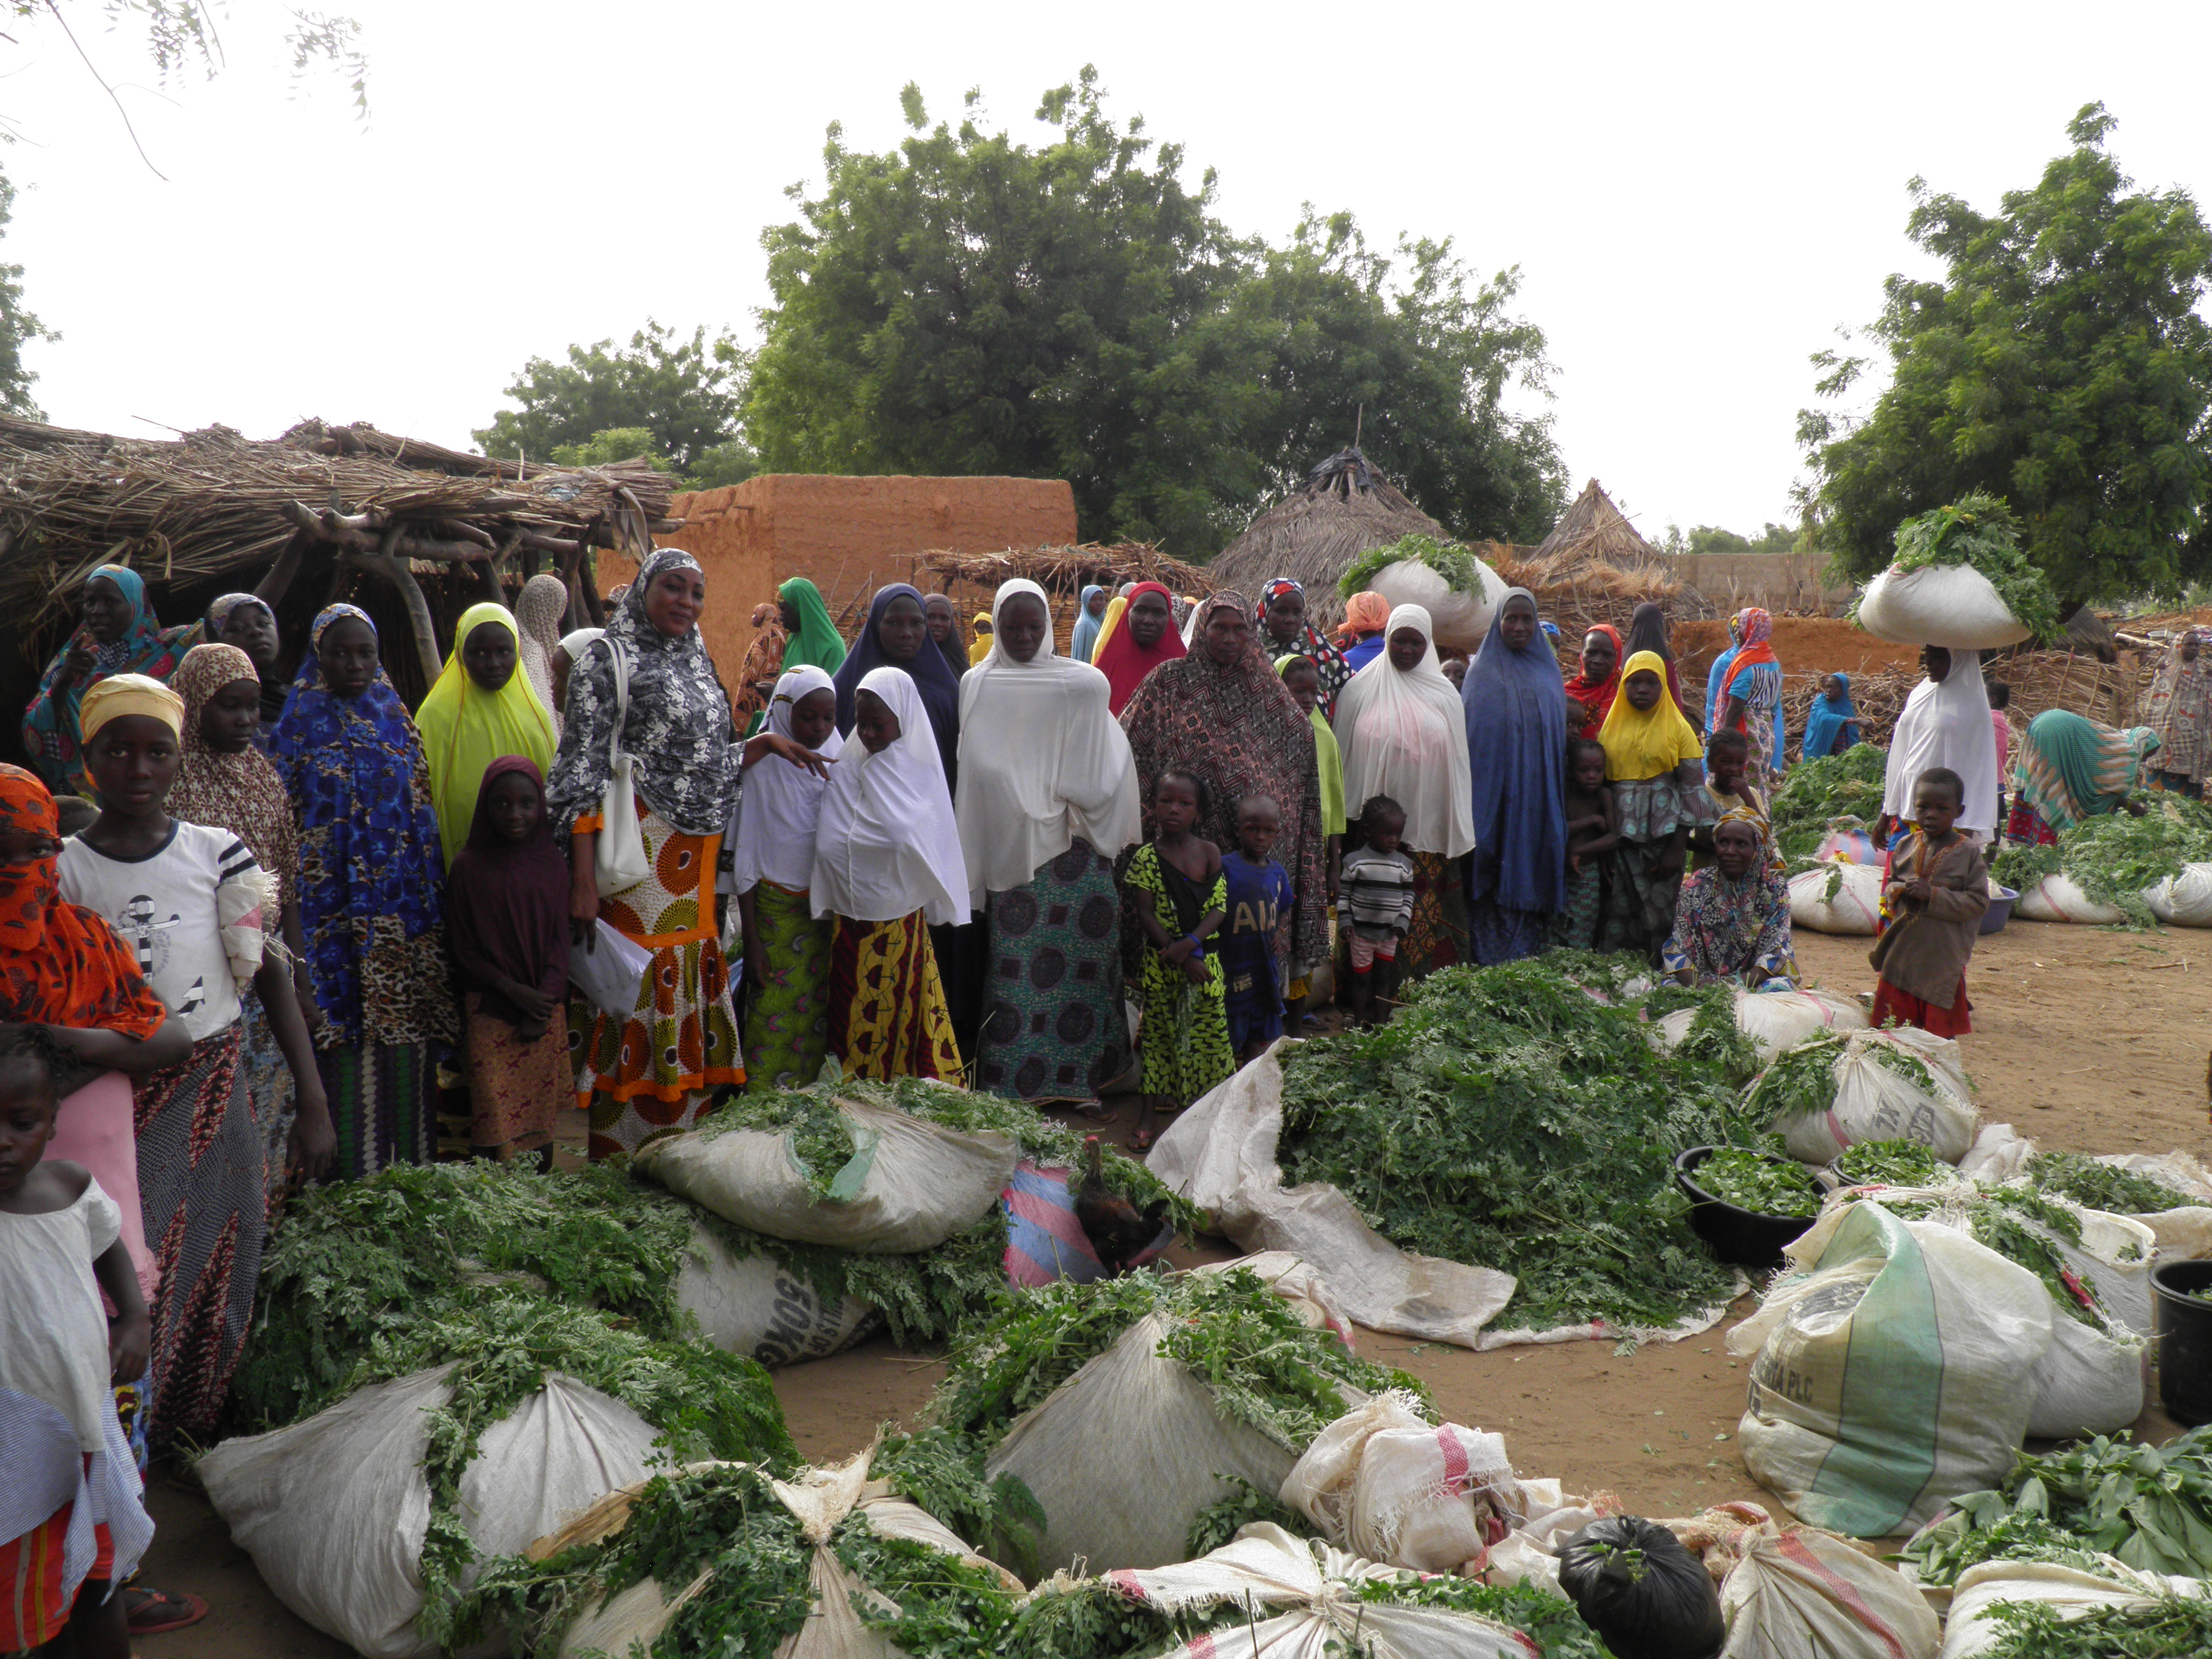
1557;1517;1726;1659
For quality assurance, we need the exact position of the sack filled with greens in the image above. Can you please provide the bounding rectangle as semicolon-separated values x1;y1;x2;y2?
1852;494;2062;650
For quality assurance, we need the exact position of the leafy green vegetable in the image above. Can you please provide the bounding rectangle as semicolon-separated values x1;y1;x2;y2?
1351;1574;1613;1659
1981;1593;2212;1658
1768;745;1889;860
1339;532;1486;600
2026;1151;2195;1214
1693;1148;1823;1219
1748;1033;1942;1131
1183;1478;1320;1557
1832;1138;1946;1188
1990;794;2212;929
1867;1185;2108;1329
1856;493;2064;646
1274;956;1761;1329
1901;1427;2212;1586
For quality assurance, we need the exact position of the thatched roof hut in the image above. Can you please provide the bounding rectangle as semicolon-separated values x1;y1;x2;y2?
1206;448;1447;633
1532;479;1668;577
916;542;1218;652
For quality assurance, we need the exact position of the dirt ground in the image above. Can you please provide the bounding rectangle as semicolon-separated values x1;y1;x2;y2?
136;916;2212;1657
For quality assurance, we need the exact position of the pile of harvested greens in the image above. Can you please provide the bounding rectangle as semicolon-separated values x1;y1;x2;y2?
1832;1138;1948;1188
1990;794;2212;929
1857;1185;2113;1329
2025;1150;2196;1214
1769;743;1889;860
1976;1595;2212;1659
1692;1148;1822;1219
1902;1427;2212;1586
1746;1031;1947;1131
1338;532;1486;602
1857;492;2064;646
1273;956;1764;1329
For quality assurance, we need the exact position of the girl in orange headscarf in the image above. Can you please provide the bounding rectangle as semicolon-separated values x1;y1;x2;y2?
1337;590;1392;673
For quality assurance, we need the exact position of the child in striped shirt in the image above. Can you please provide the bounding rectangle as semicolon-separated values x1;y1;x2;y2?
1338;794;1414;1027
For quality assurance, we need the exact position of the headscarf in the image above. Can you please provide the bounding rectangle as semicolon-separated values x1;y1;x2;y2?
1665;806;1793;986
923;594;969;680
166;644;299;907
1089;594;1129;665
1253;578;1354;718
1624;600;1693;719
1070;585;1107;664
734;602;789;734
416;602;558;868
1801;672;1858;761
1704;611;1745;730
77;673;183;744
1337;590;1392;673
1881;651;1998;836
546;548;739;839
267;605;453;1045
2010;711;2160;834
1563;623;1624;736
1461;589;1568;915
2145;631;2212;783
206;592;272;636
810;666;967;926
832;584;964;787
967;615;994;668
1598;649;1705;782
444;756;570;1026
0;763;168;1036
22;564;193;791
955;578;1141;904
514;574;571;724
775;577;848;675
1332;603;1475;858
1118;591;1326;964
729;665;845;894
1276;654;1345;837
1091;580;1188;716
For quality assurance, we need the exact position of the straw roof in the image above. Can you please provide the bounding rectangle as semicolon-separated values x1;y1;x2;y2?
1207;448;1447;633
916;542;1214;599
1533;479;1667;577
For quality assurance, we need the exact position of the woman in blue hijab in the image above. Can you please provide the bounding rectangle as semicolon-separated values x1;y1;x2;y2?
832;583;963;788
1800;672;1860;760
1461;587;1569;963
1070;584;1107;663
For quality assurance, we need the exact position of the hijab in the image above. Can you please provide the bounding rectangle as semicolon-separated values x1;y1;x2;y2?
775;578;848;675
729;665;844;894
1333;603;1475;857
832;584;964;786
811;666;967;926
167;643;300;903
955;579;1141;904
1091;580;1188;715
1338;589;1392;672
207;593;289;738
1801;672;1858;761
23;564;193;791
1254;578;1355;718
2011;711;2159;833
443;755;570;1025
1461;589;1568;915
0;763;169;1036
1882;650;1998;836
967;617;993;668
1089;594;1129;665
1704;611;1745;730
1070;585;1107;664
514;574;571;725
416;601;558;868
546;548;739;838
922;594;969;679
1598;649;1705;782
1625;600;1693;718
1729;608;1778;674
1564;623;1624;734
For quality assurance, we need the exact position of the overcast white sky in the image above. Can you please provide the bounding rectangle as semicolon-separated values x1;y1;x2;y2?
2;2;2203;542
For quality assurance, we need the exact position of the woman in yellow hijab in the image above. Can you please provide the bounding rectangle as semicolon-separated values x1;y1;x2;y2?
967;612;995;667
417;601;557;867
1595;648;1707;959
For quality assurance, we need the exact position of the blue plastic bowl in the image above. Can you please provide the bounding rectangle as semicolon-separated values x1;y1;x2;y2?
1979;885;2018;935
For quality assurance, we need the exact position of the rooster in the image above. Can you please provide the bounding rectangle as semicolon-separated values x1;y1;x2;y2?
1075;1135;1174;1275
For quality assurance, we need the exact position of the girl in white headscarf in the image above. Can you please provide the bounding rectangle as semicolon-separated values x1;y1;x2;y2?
955;579;1141;1106
1879;645;1999;842
811;666;967;1080
1331;603;1476;981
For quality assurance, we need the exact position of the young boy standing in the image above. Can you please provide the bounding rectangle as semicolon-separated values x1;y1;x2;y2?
1218;795;1295;1064
1556;737;1619;949
1338;795;1416;1027
1868;767;1990;1035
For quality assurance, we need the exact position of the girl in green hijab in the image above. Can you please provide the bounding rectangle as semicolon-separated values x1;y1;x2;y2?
776;578;848;674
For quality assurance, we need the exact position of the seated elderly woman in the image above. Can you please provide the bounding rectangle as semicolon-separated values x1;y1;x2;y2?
1661;809;1796;991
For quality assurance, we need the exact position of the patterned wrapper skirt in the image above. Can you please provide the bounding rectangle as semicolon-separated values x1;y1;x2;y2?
135;1025;265;1444
463;992;570;1156
315;1041;435;1179
975;840;1130;1102
1596;837;1685;962
826;909;963;1082
1550;861;1606;951
1397;850;1469;980
575;809;743;1160
238;991;295;1222
741;880;834;1093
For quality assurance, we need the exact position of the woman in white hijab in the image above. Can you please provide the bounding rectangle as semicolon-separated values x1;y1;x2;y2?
811;665;967;1080
1880;645;1999;842
1333;603;1477;981
956;579;1141;1105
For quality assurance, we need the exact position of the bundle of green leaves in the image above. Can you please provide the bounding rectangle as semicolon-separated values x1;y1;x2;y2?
1900;1427;2212;1586
1990;795;2212;929
1980;1594;2212;1659
1693;1148;1823;1219
1746;1033;1943;1131
1768;744;1890;860
1272;956;1764;1330
1832;1138;1947;1188
1338;532;1486;600
1856;493;2064;646
1863;1185;2111;1330
2025;1151;2196;1214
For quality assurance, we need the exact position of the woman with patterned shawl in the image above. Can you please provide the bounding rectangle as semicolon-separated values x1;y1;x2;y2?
23;565;194;793
1460;588;1569;965
1562;623;1623;739
270;604;458;1177
2005;709;2160;846
1118;592;1328;985
1253;578;1353;718
2145;629;2212;799
1717;606;1785;777
548;548;746;1159
1662;807;1796;990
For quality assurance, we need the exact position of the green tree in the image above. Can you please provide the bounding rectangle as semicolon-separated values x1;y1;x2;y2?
0;164;53;416
547;428;671;474
1663;522;1800;557
746;71;1563;554
1798;104;2212;606
475;322;747;476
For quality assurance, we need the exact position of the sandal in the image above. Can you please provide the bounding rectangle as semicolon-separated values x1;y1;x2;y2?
126;1588;209;1635
1074;1101;1117;1124
1131;1130;1157;1153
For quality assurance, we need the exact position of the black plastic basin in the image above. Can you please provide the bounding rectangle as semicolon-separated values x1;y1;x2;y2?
2152;1259;2212;1426
1675;1145;1821;1269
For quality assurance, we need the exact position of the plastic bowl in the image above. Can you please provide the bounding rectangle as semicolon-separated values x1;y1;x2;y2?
2152;1259;2212;1425
1674;1146;1821;1267
1979;885;2019;935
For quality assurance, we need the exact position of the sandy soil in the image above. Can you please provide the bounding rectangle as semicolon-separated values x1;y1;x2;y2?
134;915;2211;1656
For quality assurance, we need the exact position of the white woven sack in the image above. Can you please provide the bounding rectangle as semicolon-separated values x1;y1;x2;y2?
1104;1523;1539;1659
1662;1502;1941;1659
1278;1392;1519;1574
1767;1028;1977;1165
674;1223;881;1367
1787;863;1883;935
199;1368;660;1659
2014;872;2126;925
2141;860;2212;926
636;1093;1017;1254
1856;563;2031;649
1938;1557;2210;1659
1727;1202;2052;1538
1366;554;1508;656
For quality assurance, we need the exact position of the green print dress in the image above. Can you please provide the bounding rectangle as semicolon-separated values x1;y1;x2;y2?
1125;842;1235;1103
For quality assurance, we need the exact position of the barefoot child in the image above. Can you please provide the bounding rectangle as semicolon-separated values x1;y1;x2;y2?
1124;769;1230;1149
1219;795;1294;1065
1869;767;1990;1035
0;1022;155;1659
1338;794;1415;1027
1556;737;1618;949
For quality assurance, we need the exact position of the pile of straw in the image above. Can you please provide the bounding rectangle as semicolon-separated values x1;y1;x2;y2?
917;542;1213;599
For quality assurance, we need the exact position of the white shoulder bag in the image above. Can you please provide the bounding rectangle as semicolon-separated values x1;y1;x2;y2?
593;639;653;897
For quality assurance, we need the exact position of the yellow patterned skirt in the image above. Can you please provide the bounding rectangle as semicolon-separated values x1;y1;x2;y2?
826;909;963;1082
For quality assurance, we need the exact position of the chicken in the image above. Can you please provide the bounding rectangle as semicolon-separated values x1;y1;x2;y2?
1075;1134;1173;1275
